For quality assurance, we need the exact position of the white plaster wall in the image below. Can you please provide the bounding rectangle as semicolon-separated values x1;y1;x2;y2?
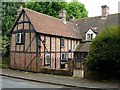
86;29;96;41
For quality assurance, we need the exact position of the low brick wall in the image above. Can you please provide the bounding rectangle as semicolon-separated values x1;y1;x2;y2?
39;58;73;76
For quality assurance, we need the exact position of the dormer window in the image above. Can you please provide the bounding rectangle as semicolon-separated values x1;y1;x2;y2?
87;34;93;41
86;28;96;41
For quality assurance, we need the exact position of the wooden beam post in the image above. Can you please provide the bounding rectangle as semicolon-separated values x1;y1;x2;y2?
36;32;39;72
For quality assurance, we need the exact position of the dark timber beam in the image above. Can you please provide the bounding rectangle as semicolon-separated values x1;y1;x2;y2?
36;32;39;72
60;38;61;69
50;36;51;67
55;37;56;69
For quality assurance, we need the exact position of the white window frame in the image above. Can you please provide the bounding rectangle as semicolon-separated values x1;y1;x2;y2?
86;28;97;41
87;33;93;41
16;33;22;43
45;54;50;65
61;53;68;61
16;32;25;44
61;38;64;47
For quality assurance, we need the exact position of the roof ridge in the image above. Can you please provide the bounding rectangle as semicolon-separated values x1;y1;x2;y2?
75;13;120;21
23;8;66;24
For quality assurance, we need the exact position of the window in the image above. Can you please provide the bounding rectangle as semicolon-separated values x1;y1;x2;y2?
61;38;64;47
91;34;93;40
16;33;25;44
87;34;93;41
87;34;90;41
61;53;67;61
61;53;67;69
45;54;50;65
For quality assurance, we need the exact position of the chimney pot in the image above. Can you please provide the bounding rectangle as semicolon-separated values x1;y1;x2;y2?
70;16;75;23
101;5;109;19
59;10;67;24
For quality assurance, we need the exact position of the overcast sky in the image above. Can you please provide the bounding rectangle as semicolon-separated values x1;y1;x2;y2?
67;0;120;17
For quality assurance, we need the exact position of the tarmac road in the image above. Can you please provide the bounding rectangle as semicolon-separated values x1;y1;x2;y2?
1;76;105;90
2;76;66;89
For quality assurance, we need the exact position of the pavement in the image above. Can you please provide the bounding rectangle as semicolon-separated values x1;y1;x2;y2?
0;68;120;90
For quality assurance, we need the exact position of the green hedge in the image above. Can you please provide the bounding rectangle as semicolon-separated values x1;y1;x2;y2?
85;26;120;80
2;57;10;69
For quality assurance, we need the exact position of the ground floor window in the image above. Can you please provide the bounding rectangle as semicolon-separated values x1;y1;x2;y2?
45;54;50;65
61;53;68;61
61;53;68;69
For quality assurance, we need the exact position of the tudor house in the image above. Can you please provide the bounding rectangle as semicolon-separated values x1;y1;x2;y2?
10;7;81;72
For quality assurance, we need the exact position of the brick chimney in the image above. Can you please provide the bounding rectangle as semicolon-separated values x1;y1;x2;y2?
59;10;67;24
101;5;109;19
70;16;75;23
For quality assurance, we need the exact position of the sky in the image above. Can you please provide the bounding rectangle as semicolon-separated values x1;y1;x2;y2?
67;0;120;17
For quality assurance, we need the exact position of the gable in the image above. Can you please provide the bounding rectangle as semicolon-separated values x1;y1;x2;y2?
86;28;96;34
85;28;97;41
10;9;35;33
11;8;82;40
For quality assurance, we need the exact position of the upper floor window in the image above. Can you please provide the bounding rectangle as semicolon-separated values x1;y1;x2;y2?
16;32;25;44
61;38;64;47
86;28;96;41
87;34;93;41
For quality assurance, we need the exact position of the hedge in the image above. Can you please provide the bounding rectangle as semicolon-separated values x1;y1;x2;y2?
85;26;120;80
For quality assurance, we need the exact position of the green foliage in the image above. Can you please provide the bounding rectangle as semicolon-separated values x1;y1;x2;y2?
85;26;120;80
25;2;68;18
67;2;88;20
2;2;24;56
25;2;88;20
1;57;10;69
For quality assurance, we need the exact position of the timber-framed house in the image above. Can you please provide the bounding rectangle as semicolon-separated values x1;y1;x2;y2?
10;7;81;72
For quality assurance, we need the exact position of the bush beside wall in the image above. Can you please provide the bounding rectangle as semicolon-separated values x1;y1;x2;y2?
85;26;120;80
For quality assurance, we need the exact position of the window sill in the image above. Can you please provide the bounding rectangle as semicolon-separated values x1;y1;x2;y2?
61;46;65;48
45;64;50;66
85;40;92;42
16;43;25;45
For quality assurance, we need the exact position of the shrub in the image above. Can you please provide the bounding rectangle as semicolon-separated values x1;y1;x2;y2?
2;56;10;69
85;26;120;80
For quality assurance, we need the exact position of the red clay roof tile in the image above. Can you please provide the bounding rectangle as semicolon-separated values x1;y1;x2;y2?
24;8;81;39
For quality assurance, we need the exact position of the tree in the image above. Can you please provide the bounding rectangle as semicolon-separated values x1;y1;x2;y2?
2;2;24;56
25;2;68;18
85;26;120;80
25;2;88;20
67;2;88;20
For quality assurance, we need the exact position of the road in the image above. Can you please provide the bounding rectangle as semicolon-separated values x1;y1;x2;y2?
2;76;67;89
1;76;100;90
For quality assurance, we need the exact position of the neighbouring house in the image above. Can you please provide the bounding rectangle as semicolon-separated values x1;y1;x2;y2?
10;5;119;76
74;5;119;69
10;7;81;75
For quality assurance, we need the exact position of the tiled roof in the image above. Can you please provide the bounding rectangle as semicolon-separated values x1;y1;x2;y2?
75;42;91;52
24;8;81;39
75;13;119;40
